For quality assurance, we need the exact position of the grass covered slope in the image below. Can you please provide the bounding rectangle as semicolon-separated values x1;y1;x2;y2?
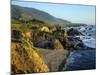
11;5;71;24
11;42;49;74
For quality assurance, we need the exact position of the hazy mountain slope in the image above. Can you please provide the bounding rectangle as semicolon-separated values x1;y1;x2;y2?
11;5;71;24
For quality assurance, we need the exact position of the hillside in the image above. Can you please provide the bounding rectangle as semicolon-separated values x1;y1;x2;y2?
11;5;71;24
11;42;49;74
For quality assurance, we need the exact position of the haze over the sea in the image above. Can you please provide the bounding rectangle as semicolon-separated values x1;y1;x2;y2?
12;1;96;25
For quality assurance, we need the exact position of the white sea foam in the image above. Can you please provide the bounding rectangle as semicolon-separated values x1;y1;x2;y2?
64;25;96;48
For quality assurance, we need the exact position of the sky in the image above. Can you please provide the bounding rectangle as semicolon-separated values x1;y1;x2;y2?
12;1;96;25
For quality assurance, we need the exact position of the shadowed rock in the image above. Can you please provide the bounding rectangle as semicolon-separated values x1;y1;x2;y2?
67;28;82;36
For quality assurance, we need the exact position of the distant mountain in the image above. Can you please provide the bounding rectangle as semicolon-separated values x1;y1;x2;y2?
11;5;71;24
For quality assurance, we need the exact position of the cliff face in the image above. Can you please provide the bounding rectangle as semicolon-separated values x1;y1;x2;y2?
11;28;68;74
11;42;49;74
11;18;68;74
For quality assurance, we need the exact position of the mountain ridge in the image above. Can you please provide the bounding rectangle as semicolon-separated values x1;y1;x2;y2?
11;5;71;24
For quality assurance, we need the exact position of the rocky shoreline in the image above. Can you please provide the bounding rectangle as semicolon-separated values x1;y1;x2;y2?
11;23;96;73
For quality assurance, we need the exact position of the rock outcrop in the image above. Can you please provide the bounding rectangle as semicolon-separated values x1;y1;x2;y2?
67;28;82;36
54;39;64;51
32;30;66;50
11;29;22;39
67;36;86;50
11;43;49;74
40;26;50;32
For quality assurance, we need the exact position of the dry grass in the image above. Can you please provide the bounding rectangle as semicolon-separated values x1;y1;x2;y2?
11;42;49;74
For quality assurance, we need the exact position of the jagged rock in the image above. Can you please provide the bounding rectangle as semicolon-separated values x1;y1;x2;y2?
11;43;49;74
37;40;54;49
67;28;82;36
35;39;64;51
54;39;64;51
40;26;50;32
32;29;69;50
53;29;69;49
67;36;86;50
11;30;22;39
21;31;32;41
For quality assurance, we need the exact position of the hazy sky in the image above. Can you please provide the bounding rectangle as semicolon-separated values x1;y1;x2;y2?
12;1;96;25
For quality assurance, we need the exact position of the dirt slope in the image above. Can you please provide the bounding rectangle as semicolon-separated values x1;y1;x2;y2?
38;48;69;72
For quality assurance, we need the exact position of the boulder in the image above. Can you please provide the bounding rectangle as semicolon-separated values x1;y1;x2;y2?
67;28;82;36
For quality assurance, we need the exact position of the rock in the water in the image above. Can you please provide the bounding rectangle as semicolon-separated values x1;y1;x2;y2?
67;28;82;36
63;50;96;71
67;36;86;50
